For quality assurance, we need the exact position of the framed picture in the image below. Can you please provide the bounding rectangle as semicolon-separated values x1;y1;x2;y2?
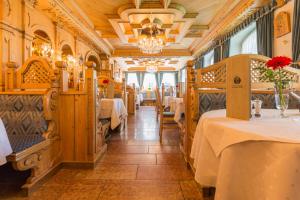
274;11;291;38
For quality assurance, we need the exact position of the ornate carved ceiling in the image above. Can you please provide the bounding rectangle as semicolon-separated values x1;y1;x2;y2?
33;0;270;69
114;56;191;71
72;0;236;53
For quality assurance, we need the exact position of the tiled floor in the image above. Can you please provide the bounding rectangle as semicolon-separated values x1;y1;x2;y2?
0;106;202;200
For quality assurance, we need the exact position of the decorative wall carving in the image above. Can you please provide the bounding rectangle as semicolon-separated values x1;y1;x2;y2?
274;11;291;38
6;0;11;17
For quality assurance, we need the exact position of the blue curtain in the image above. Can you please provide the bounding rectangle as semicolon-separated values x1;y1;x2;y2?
195;57;204;69
292;0;300;68
174;72;179;85
222;39;230;59
158;72;164;87
136;72;145;88
154;72;159;87
256;4;274;57
214;45;222;63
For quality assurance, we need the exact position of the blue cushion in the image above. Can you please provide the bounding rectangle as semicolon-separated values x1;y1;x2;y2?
0;95;43;112
0;111;47;136
8;134;46;153
100;119;110;126
163;112;175;116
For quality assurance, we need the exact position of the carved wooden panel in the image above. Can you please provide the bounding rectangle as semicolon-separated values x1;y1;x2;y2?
17;56;54;89
274;11;291;38
200;65;226;83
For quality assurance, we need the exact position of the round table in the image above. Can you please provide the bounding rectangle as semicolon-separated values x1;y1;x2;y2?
191;109;300;200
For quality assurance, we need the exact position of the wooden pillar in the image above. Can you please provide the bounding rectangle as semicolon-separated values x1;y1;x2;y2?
85;61;97;157
55;61;68;92
161;83;165;104
184;60;195;165
5;62;18;91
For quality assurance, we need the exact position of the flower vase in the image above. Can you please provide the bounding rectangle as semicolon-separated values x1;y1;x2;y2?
103;87;108;98
274;81;291;117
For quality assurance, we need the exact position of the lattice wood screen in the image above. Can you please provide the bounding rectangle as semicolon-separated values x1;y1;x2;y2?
250;58;298;83
17;56;53;89
199;64;226;84
23;61;51;84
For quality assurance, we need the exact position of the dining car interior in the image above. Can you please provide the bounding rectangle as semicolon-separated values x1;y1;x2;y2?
1;0;300;199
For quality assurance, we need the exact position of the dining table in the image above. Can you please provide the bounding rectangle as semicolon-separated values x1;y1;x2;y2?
0;118;12;166
163;96;184;123
191;109;300;200
99;98;128;130
136;93;144;106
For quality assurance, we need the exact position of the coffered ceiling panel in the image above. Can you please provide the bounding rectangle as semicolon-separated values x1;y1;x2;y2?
70;0;233;51
54;0;245;69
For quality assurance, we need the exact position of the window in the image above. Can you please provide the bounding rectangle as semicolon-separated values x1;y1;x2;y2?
204;50;214;68
127;73;139;87
162;73;175;87
143;73;157;90
230;23;257;56
241;29;257;54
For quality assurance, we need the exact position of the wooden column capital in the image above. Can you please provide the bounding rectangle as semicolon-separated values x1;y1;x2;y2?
55;61;67;69
6;62;18;69
86;61;96;69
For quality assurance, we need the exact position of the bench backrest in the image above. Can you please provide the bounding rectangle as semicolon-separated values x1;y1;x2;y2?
0;94;48;136
198;92;300;118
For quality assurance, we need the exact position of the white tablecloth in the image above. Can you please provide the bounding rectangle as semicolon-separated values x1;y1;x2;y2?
191;109;300;200
164;96;182;112
0;119;12;166
173;98;184;123
99;98;128;129
136;94;143;105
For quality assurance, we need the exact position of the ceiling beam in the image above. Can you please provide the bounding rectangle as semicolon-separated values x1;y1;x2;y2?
159;0;172;8
128;66;176;71
189;25;209;30
65;0;94;29
133;0;142;9
112;49;192;57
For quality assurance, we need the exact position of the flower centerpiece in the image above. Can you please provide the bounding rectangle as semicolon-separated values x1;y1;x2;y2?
257;56;294;117
101;79;109;98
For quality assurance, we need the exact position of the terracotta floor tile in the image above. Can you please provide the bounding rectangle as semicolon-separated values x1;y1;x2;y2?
84;164;138;180
100;154;157;165
43;169;84;186
180;180;203;200
157;154;186;165
1;106;201;200
107;144;148;154
98;180;184;200
149;145;180;154
137;165;193;180
58;182;105;200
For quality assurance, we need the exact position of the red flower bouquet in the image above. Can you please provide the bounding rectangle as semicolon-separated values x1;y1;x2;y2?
266;56;292;70
257;56;294;117
102;79;109;84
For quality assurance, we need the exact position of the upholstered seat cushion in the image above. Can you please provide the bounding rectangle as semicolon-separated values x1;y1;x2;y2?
163;112;175;116
8;134;46;153
100;119;110;126
0;111;48;136
0;95;43;112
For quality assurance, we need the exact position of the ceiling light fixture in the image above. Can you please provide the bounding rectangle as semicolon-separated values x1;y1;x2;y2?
137;17;166;54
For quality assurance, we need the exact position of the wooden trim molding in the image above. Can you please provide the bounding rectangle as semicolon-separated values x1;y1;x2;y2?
41;0;112;55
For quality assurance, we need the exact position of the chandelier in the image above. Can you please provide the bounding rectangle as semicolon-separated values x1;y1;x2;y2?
146;65;158;73
141;59;163;73
137;18;166;54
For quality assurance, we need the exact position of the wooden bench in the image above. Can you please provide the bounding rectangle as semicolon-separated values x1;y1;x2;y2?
0;56;60;195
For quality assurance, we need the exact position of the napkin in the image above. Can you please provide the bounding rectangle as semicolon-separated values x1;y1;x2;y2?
0;119;12;166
